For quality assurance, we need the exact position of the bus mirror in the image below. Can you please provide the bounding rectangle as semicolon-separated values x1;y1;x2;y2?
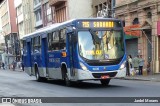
66;26;75;34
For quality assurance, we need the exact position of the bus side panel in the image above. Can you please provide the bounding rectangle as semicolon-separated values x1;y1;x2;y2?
47;51;62;79
39;37;47;77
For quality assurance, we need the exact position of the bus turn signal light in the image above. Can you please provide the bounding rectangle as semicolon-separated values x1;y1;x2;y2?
62;52;67;57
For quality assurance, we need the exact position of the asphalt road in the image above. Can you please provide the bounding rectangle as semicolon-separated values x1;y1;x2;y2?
0;69;160;106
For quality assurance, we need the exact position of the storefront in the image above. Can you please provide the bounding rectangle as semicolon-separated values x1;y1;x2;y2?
124;24;140;57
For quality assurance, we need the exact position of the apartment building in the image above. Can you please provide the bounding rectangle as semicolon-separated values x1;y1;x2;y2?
14;0;35;39
0;0;19;56
49;0;93;23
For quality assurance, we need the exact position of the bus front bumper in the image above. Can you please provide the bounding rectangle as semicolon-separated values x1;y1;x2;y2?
74;68;126;80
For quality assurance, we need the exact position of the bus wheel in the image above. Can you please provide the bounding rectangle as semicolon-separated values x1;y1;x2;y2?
100;79;110;86
64;73;71;87
35;67;43;82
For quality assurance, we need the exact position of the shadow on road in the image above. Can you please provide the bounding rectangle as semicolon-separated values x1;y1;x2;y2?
31;79;126;89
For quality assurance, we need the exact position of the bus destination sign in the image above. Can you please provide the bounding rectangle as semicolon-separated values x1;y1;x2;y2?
78;21;115;28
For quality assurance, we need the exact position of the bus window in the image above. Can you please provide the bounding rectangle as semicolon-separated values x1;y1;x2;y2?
48;33;53;51
33;36;41;53
52;31;59;50
60;29;66;50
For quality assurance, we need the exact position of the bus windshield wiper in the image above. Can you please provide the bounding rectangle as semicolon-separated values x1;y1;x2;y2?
89;29;101;44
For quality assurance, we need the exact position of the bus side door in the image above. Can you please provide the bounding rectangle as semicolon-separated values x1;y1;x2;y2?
25;40;32;75
41;36;48;77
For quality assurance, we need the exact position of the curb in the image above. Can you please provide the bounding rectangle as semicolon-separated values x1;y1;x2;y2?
119;77;160;82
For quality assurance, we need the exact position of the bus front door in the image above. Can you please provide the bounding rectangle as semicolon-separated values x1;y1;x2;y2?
68;34;75;77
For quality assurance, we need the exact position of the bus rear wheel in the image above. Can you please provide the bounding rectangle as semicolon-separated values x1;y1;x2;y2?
35;67;46;82
100;79;110;86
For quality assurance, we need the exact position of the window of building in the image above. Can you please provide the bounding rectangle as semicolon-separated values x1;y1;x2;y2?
147;12;152;19
19;22;24;35
43;2;52;25
95;6;98;15
132;18;139;25
99;4;102;11
17;5;22;16
103;2;106;9
112;0;115;7
35;10;42;22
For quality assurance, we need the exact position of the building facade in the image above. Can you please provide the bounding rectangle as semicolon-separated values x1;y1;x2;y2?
42;0;53;27
0;0;19;62
49;0;93;23
34;0;43;30
115;0;160;73
14;0;35;39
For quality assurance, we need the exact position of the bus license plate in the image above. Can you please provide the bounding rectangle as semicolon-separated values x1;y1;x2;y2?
101;75;110;79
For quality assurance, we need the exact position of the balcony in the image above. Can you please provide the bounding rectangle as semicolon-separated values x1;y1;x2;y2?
49;0;66;6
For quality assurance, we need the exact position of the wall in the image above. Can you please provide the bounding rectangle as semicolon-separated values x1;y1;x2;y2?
8;0;18;33
0;19;5;43
68;0;93;19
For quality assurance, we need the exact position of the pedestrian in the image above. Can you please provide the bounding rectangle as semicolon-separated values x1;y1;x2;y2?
126;55;132;76
2;62;5;70
12;60;16;71
138;55;145;75
132;55;139;75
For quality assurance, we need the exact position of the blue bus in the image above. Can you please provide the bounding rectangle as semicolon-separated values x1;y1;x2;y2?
22;18;126;86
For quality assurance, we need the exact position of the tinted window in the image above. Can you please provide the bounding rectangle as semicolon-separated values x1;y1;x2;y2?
60;29;66;50
33;36;41;53
48;31;60;51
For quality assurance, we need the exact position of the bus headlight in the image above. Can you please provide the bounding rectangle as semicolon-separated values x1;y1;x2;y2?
80;62;88;71
120;61;126;70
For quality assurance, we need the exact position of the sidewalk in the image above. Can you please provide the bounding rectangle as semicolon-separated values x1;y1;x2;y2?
123;74;160;82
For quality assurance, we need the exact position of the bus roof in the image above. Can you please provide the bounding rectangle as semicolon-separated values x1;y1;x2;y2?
21;18;121;40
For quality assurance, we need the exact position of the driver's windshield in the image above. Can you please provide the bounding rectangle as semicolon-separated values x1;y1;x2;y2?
78;30;124;60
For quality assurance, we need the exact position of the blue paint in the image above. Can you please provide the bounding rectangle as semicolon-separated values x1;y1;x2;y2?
22;18;126;80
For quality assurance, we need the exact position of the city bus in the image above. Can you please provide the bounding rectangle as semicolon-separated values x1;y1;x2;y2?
22;18;126;86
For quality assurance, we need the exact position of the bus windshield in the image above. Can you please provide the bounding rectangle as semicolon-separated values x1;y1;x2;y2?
78;30;124;60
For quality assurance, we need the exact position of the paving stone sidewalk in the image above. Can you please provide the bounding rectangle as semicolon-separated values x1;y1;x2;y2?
123;74;160;82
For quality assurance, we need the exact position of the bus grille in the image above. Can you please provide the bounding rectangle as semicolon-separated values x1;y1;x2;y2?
92;72;117;78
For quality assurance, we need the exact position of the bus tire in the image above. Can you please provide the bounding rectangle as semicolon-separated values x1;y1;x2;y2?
61;65;71;86
35;66;44;82
100;79;110;86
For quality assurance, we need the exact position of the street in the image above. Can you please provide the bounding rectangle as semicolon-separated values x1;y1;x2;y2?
0;69;160;106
